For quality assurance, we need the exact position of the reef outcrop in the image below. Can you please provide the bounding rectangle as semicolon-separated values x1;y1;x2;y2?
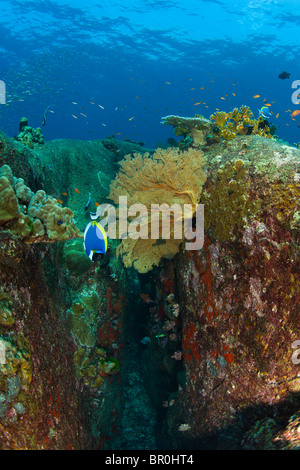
141;135;300;449
0;131;128;449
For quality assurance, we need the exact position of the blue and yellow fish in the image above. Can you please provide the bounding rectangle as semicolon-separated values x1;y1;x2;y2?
259;106;272;119
83;220;107;261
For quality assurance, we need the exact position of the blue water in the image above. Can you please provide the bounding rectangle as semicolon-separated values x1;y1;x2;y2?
1;0;300;147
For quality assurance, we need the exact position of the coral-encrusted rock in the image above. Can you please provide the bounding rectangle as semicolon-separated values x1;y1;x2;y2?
0;176;19;222
163;135;300;446
27;190;81;242
0;233;93;449
0;164;81;242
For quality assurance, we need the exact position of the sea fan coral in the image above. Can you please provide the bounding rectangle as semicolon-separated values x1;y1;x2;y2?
109;147;206;273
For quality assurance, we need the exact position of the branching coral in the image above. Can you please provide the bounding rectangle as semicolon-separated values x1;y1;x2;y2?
210;105;273;142
109;147;206;273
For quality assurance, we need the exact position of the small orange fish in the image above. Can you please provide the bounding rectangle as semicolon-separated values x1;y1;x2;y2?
74;188;80;194
276;113;279;118
57;199;63;204
265;103;271;106
221;97;226;100
61;192;67;196
193;102;201;105
200;87;205;90
95;202;100;207
232;92;236;96
291;109;300;118
140;293;153;304
253;95;260;98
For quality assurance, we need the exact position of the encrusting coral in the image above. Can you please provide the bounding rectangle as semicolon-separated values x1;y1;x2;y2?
109;147;206;273
0;164;81;242
201;159;260;241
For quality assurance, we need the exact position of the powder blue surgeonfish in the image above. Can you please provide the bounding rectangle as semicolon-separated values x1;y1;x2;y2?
259;106;272;119
83;220;108;261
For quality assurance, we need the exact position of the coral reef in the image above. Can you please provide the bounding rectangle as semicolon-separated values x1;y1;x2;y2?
0;164;81;242
161;114;214;148
63;238;92;275
201;158;260;241
210;105;274;142
14;117;44;148
0;138;5;155
161;107;275;149
0;246;92;449
109;147;206;273
0;122;299;450
147;135;300;448
0;129;131;450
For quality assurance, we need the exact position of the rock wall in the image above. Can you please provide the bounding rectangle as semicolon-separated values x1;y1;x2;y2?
150;136;300;449
0;132;130;449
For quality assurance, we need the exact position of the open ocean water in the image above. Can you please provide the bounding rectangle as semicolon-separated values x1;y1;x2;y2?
0;0;300;147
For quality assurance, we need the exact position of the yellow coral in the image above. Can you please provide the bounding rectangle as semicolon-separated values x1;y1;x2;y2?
109;147;206;273
210;106;273;142
221;129;236;141
201;159;260;241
